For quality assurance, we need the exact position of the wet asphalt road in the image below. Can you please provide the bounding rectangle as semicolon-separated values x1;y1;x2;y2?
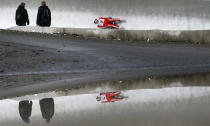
0;30;210;98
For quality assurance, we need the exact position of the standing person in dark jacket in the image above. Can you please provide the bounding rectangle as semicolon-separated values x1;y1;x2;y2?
15;2;30;26
36;1;51;27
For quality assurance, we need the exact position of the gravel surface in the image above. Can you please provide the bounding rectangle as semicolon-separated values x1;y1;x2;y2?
1;30;210;98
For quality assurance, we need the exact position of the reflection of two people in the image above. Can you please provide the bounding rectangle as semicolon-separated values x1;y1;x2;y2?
19;100;33;123
19;98;54;124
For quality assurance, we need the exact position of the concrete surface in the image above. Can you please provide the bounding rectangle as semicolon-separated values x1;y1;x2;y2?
8;26;210;44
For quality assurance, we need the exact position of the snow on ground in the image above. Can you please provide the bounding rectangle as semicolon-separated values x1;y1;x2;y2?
1;7;210;30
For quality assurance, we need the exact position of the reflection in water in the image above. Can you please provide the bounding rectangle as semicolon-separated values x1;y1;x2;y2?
1;87;210;126
39;98;55;123
19;98;55;124
96;91;125;103
2;74;210;126
55;74;210;96
19;101;33;123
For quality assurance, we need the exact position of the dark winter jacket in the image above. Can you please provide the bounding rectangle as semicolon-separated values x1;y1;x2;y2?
15;4;29;26
36;6;51;27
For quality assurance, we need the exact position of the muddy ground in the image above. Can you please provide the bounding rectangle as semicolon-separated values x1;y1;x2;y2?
1;30;210;98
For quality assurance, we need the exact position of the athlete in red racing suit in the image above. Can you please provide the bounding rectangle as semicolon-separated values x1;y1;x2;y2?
94;17;121;29
96;91;123;103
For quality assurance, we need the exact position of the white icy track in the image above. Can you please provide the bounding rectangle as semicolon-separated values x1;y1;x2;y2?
1;0;210;30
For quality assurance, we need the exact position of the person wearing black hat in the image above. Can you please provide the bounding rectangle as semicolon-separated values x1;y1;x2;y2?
15;2;30;26
36;1;51;27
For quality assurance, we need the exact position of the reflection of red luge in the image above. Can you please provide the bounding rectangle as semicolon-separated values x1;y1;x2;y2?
96;17;121;29
98;91;123;103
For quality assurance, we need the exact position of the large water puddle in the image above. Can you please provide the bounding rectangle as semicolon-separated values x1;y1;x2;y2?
0;74;210;126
